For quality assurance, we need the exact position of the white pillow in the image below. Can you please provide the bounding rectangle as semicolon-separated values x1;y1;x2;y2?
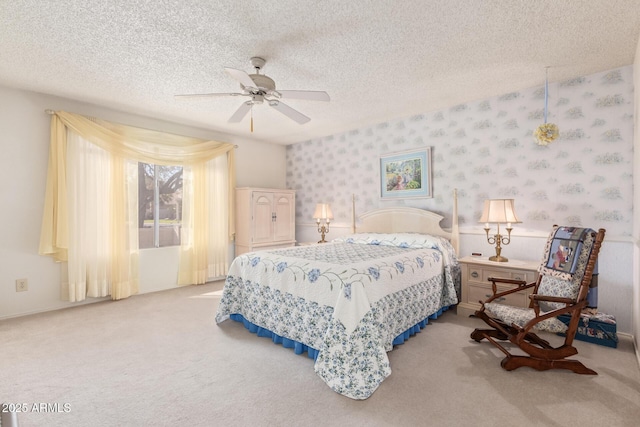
333;232;440;249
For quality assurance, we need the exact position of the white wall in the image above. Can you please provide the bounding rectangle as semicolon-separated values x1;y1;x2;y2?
633;35;640;359
0;85;287;319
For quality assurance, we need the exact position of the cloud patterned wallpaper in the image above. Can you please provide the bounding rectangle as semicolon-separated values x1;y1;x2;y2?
286;66;634;237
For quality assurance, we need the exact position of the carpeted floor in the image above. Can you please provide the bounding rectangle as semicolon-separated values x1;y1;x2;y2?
1;281;639;427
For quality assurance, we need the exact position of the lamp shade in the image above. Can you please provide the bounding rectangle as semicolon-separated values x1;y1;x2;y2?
313;203;334;221
479;199;521;224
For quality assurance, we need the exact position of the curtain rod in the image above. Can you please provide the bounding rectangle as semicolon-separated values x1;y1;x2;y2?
44;109;238;148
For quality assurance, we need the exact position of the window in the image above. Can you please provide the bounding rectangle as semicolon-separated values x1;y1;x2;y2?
138;163;183;248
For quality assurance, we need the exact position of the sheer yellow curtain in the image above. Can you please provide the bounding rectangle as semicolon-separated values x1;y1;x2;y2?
65;131;112;301
62;132;140;302
178;154;232;285
40;111;236;300
207;154;232;277
39;116;69;262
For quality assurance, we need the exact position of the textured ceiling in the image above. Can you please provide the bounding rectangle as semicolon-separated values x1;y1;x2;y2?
1;1;639;145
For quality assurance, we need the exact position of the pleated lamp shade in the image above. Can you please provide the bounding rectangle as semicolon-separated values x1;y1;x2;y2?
479;199;521;225
313;203;334;221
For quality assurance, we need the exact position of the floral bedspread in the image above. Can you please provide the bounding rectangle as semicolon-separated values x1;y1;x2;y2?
215;233;460;399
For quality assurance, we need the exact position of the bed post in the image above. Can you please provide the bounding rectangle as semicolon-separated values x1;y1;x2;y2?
452;188;460;256
351;194;356;233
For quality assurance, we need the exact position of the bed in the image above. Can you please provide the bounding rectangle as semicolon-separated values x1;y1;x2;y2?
216;197;461;400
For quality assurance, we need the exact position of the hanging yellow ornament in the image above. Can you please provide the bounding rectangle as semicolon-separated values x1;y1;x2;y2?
534;123;559;146
535;67;558;146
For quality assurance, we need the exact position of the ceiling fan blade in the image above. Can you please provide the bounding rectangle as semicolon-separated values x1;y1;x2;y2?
228;101;252;123
224;67;256;89
268;100;310;124
277;90;330;102
174;92;244;98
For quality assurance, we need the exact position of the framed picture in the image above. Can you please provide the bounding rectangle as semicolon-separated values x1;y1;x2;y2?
380;148;432;199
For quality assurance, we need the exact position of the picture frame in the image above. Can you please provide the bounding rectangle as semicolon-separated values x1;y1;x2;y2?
380;148;432;199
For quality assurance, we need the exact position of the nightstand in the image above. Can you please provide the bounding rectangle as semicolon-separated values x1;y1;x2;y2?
457;256;539;317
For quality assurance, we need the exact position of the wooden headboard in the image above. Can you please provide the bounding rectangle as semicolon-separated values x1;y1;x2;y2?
350;189;460;254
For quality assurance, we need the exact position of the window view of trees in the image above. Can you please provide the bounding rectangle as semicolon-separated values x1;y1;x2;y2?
138;163;183;248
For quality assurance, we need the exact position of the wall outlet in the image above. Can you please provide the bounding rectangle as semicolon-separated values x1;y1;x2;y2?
16;278;28;292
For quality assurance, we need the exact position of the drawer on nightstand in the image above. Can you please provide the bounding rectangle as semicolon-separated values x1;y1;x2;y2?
457;256;539;316
510;271;534;282
466;266;483;282
468;283;531;307
482;268;509;283
466;266;535;284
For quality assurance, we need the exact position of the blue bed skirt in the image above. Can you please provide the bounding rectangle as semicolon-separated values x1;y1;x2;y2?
229;306;451;361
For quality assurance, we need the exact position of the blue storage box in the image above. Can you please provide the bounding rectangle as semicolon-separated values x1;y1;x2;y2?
557;312;618;348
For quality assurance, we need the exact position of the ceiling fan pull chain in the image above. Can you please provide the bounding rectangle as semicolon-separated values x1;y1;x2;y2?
250;105;254;133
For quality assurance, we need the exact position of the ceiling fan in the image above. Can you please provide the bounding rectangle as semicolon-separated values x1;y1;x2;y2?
175;57;330;127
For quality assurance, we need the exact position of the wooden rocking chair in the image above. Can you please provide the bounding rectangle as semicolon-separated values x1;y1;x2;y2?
471;225;605;374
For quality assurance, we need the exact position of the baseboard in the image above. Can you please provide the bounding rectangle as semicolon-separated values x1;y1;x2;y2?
0;296;110;321
613;332;640;370
634;334;640;370
0;270;231;323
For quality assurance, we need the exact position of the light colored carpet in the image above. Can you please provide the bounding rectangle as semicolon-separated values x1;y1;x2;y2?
1;281;639;427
